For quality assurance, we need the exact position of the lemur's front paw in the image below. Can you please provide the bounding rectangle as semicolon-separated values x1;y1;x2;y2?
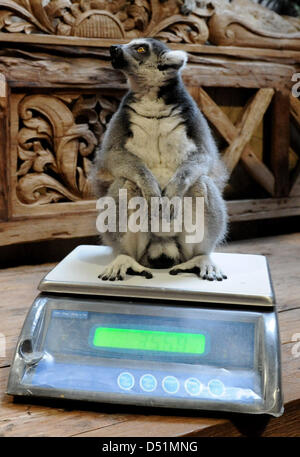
142;186;162;211
161;183;182;220
169;255;227;281
145;181;162;199
162;181;180;200
98;254;153;281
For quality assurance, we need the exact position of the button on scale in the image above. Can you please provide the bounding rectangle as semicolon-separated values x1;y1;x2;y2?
208;379;225;396
117;372;225;397
140;374;157;392
117;372;135;390
184;377;203;396
162;376;180;394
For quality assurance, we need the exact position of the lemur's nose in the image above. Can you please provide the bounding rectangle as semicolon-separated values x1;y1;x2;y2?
110;45;122;58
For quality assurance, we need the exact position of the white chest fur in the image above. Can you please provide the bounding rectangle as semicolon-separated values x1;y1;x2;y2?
125;96;196;189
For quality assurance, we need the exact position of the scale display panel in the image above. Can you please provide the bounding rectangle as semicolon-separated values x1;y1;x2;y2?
7;294;283;416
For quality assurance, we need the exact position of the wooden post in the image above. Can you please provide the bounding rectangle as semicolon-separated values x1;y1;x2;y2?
195;87;275;196
222;88;274;173
271;89;290;197
289;95;300;197
0;74;8;221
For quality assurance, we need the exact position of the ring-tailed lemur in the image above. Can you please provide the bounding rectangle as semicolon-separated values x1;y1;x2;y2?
91;38;228;281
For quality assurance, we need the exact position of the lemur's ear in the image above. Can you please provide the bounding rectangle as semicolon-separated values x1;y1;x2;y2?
158;50;188;71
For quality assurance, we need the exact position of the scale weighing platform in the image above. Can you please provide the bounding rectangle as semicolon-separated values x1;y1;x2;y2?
7;245;283;416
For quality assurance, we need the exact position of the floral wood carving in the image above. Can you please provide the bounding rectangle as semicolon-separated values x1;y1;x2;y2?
16;92;121;205
1;0;299;48
208;0;300;50
0;0;209;44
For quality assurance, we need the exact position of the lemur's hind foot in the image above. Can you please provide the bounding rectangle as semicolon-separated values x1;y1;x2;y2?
98;254;153;281
169;255;227;281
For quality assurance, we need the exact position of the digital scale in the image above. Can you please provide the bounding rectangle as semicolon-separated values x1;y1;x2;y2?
7;245;284;416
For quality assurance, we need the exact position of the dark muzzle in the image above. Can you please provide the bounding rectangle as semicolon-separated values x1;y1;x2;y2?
109;45;126;69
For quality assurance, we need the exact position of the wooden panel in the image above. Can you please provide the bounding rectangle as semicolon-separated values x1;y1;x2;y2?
290;94;300;128
1;196;300;246
222;89;274;173
9;89;89;218
271;90;290;197
0;55;294;91
0;35;299;63
8;90;123;218
0;210;98;246
0;73;8;220
290;95;300;197
195;87;275;196
227;197;300;221
0;32;296;245
290;174;300;197
183;62;294;91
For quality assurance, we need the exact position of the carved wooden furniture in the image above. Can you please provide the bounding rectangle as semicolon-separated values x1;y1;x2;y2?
0;0;299;247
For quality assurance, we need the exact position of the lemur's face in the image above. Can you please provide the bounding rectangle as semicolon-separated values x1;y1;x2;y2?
109;38;187;89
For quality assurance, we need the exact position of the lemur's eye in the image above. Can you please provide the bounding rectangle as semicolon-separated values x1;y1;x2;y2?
137;46;145;53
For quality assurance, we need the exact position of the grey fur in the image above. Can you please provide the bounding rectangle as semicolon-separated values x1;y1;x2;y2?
91;38;228;281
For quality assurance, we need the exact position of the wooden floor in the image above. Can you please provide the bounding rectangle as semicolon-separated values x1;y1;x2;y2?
0;233;299;437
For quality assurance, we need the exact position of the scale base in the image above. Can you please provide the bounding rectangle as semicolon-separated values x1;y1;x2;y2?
7;292;284;417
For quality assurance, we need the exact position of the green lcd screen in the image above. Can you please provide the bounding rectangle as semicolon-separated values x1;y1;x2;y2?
92;327;206;354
